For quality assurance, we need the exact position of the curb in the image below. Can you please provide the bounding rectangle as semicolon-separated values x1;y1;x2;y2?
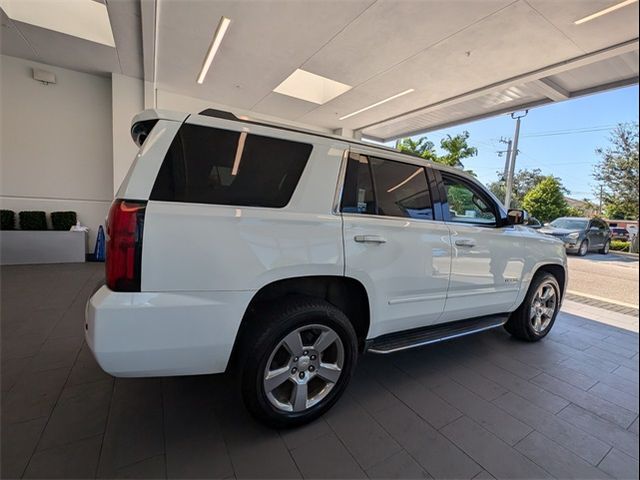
609;250;639;258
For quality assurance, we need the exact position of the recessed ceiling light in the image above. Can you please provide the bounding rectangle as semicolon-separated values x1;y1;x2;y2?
574;0;637;25
339;89;415;121
0;0;115;47
197;16;231;84
273;69;351;105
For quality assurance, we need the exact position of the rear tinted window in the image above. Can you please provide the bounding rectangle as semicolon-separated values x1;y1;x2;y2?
150;124;312;207
341;153;433;220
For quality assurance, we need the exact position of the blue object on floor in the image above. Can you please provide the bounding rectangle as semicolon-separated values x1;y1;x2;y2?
94;225;106;262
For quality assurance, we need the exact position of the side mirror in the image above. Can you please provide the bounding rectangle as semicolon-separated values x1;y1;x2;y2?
507;209;528;225
589;226;599;232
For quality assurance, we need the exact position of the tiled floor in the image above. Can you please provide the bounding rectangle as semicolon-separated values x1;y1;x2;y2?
1;263;639;479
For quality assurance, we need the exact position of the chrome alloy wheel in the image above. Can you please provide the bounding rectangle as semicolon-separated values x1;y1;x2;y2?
530;282;557;334
263;324;344;413
579;241;588;256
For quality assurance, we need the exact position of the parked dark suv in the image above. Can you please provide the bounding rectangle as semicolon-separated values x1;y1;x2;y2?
540;217;611;256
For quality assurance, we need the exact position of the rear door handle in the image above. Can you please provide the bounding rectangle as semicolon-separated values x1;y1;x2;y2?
455;238;476;247
354;235;387;244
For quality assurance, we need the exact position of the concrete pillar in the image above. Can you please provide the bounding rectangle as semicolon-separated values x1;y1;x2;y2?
112;74;144;195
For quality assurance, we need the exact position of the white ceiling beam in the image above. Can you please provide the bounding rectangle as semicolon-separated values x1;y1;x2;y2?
140;0;156;83
532;77;570;101
362;38;639;139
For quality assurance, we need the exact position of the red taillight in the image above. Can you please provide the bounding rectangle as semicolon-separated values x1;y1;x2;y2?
106;199;146;292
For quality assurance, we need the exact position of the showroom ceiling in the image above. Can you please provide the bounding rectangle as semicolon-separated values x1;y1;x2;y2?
1;0;638;141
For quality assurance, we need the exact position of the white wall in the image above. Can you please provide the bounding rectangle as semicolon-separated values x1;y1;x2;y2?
112;73;144;194
0;55;113;250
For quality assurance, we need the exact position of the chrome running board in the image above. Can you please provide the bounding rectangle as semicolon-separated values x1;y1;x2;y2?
366;314;509;354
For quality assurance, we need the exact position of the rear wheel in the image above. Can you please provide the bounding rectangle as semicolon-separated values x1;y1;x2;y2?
577;240;589;256
504;272;561;342
599;240;610;254
238;297;357;428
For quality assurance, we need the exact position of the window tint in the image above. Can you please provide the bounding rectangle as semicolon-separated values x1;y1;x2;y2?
442;174;497;225
341;155;434;220
370;158;433;220
341;154;376;214
150;124;312;208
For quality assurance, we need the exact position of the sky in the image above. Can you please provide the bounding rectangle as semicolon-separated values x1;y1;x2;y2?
385;85;639;202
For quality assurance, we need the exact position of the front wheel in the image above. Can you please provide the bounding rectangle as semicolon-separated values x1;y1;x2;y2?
577;240;589;256
504;272;561;341
239;297;357;428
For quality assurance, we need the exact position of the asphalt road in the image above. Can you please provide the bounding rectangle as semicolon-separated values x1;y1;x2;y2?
566;252;639;306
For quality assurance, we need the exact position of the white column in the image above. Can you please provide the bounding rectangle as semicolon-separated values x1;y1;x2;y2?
112;73;144;195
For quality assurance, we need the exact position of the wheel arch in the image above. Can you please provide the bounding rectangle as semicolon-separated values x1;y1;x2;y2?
533;263;567;299
227;275;371;371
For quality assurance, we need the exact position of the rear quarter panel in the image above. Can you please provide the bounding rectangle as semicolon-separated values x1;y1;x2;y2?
141;140;346;292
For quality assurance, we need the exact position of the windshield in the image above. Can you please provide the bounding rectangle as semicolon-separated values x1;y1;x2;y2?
550;218;588;230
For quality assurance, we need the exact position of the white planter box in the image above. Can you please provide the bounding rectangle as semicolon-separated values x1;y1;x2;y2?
0;230;87;265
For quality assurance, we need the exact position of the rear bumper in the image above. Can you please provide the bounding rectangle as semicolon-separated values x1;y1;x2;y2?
85;285;253;377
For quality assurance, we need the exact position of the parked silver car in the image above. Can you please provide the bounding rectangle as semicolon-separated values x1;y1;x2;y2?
540;217;611;256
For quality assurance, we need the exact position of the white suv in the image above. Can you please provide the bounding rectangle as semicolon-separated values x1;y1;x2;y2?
86;109;567;426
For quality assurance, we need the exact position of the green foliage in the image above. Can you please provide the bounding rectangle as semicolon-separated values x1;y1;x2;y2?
521;177;569;223
488;168;553;208
1;209;16;230
51;211;77;231
19;211;47;231
610;240;630;251
593;122;639;220
566;206;584;217
398;131;477;170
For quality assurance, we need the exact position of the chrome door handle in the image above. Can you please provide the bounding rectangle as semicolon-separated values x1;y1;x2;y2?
354;235;387;244
455;239;476;247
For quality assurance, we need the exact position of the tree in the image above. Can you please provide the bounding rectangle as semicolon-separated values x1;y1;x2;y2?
593;123;639;220
398;131;477;169
521;177;569;223
488;168;566;209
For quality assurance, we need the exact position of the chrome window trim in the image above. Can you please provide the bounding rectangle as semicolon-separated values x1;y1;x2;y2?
331;148;350;215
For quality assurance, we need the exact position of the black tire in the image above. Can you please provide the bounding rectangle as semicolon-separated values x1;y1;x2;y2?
238;296;358;428
504;272;561;342
577;240;589;256
599;240;610;254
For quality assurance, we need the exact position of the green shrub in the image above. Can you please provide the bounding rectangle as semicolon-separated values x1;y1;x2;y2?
1;210;16;230
51;211;77;231
19;211;47;230
610;240;630;251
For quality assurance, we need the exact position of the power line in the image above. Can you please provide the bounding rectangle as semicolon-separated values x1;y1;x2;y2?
522;125;616;138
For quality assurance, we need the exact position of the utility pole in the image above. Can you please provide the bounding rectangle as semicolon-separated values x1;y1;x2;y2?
598;185;604;215
498;138;513;182
504;110;528;209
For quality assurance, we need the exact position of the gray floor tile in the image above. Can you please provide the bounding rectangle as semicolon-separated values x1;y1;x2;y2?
290;432;364;479
539;364;600;391
558;404;639;461
1;367;69;424
441;416;551;480
532;373;637;428
97;379;165;477
432;379;532;446
629;416;639;435
460;358;569;413
114;455;167;479
324;395;401;470
371;364;462;430
514;431;609;479
37;379;113;451
589;382;639;413
0;416;48;479
372;403;481;479
613;365;640;384
493;392;610;465
23;434;102;479
598;448;640;480
366;450;430;479
280;417;332;450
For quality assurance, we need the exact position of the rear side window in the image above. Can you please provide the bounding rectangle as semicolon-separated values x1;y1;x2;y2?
341;153;433;220
151;124;312;208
